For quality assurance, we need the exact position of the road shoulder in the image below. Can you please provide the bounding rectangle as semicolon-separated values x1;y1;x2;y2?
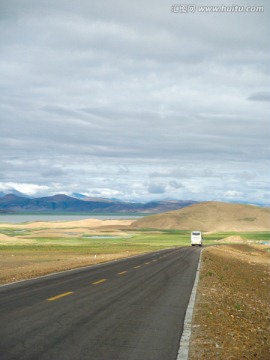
189;244;270;359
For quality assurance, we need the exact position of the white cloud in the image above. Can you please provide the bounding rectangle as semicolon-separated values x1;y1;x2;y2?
224;190;243;199
0;182;49;196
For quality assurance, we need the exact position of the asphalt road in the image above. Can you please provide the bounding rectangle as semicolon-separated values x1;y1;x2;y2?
0;246;201;360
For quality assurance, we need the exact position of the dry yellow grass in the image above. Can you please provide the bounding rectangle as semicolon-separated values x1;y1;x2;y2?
0;218;141;284
0;251;141;284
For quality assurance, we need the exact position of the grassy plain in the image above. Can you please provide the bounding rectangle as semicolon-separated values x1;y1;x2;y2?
0;222;269;285
203;231;270;242
0;227;189;284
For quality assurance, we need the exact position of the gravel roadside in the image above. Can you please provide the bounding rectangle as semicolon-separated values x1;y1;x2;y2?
189;244;270;359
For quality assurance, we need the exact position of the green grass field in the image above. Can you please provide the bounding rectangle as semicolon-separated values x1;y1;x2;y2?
0;233;189;254
1;228;269;284
204;231;270;242
0;229;269;255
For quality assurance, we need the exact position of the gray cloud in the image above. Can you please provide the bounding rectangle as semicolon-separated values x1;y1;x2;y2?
0;0;269;204
42;167;66;178
247;92;270;102
148;183;166;194
169;181;184;189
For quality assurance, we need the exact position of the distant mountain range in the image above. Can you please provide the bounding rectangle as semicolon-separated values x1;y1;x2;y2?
0;189;33;198
0;194;197;214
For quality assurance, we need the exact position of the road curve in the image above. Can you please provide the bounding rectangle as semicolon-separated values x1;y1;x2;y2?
0;246;201;360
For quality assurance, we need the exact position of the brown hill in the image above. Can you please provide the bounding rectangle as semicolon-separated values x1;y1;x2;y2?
132;201;270;232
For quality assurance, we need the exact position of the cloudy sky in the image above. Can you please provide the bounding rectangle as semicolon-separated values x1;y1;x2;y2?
0;0;269;204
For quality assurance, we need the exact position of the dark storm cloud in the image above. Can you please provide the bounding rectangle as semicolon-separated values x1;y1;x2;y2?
0;0;269;203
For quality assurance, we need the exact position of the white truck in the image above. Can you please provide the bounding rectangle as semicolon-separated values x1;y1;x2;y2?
191;231;203;246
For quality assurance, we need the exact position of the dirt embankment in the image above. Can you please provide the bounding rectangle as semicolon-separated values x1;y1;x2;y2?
189;245;270;359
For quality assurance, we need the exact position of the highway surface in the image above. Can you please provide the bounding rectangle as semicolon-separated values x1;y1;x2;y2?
0;246;201;360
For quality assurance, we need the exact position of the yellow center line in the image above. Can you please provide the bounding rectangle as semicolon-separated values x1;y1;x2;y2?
118;271;127;275
145;262;150;265
47;291;74;301
133;265;141;269
152;259;157;262
92;278;107;285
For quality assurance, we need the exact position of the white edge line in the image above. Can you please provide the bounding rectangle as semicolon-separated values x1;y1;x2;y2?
177;248;203;360
0;246;183;288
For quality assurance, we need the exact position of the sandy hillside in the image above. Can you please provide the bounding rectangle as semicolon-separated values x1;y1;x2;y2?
0;218;134;230
132;201;270;231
